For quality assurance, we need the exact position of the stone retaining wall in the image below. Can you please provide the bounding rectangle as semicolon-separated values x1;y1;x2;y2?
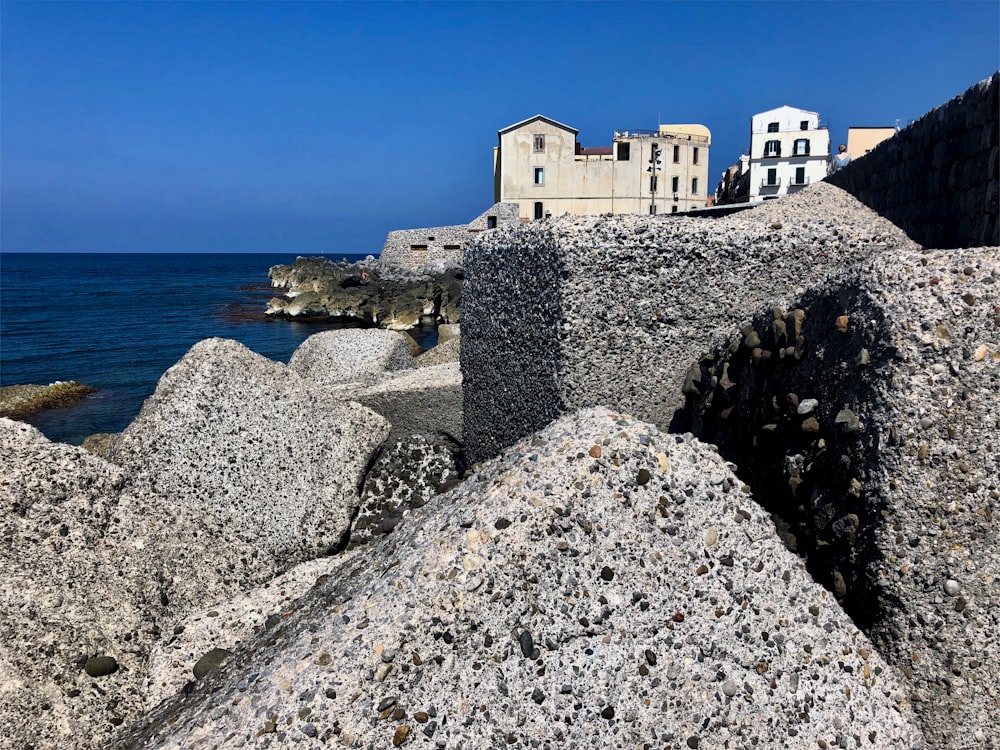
379;202;520;269
825;72;999;248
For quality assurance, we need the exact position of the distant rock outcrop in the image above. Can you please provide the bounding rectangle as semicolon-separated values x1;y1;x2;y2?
0;380;98;420
117;408;924;749
109;338;390;567
266;256;462;329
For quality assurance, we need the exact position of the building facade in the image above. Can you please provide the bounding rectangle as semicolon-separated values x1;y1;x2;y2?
846;126;896;160
494;115;711;219
748;106;830;202
715;154;751;205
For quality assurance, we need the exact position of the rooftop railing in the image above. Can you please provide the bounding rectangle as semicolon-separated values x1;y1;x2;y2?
614;129;711;144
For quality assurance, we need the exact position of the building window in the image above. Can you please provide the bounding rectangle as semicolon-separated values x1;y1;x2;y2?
410;244;428;252
691;177;698;194
671;176;679;193
793;138;810;156
534;167;544;185
795;167;806;185
486;216;497;229
693;147;699;165
534;202;544;219
766;168;777;186
533;134;545;153
800;120;809;130
671;205;678;213
673;145;680;163
617;142;630;160
767;122;779;133
649;175;658;193
649;205;657;215
764;140;781;157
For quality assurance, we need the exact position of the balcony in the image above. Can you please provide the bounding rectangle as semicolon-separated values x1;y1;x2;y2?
789;176;811;187
760;178;782;189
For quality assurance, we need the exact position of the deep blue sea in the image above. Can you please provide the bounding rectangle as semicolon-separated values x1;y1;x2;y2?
1;252;432;445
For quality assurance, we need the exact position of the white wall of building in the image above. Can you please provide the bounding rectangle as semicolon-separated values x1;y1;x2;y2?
747;105;830;202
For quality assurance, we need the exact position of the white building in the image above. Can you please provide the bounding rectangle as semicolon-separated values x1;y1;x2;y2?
494;115;711;218
748;105;830;202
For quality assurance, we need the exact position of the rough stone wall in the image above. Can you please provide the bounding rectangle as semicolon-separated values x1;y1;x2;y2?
826;72;999;249
462;183;917;462
379;202;520;269
466;200;520;231
378;223;473;269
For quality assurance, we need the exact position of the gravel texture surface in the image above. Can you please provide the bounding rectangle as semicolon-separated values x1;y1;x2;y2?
287;329;416;388
109;338;390;568
415;335;460;368
119;408;923;749
462;182;919;462
683;245;1000;748
0;419;279;750
349;433;462;550
349;361;463;447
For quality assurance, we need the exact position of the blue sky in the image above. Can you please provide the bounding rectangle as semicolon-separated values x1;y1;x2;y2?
2;1;997;254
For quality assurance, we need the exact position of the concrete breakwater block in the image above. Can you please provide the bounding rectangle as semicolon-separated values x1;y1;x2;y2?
682;246;1000;746
110;338;389;567
349;361;463;447
287;328;416;388
120;408;922;749
461;182;918;463
0;418;278;750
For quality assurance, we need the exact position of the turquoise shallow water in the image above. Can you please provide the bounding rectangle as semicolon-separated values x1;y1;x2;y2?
1;252;429;445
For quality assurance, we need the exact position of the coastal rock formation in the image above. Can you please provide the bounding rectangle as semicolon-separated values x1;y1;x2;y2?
0;419;278;750
109;338;390;567
287;329;416;388
267;256;462;329
682;246;1000;747
0;380;98;421
118;408;923;749
462;182;919;462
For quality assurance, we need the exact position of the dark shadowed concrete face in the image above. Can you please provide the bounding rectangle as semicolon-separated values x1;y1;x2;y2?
462;221;568;462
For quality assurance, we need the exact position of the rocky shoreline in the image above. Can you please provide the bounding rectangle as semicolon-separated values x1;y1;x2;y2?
1;182;997;749
266;255;463;330
0;380;98;421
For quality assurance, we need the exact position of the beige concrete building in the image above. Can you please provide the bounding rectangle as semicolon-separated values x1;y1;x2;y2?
846;126;896;160
494;115;711;219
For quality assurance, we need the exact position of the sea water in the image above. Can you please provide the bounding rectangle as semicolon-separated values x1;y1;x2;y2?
0;252;433;445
